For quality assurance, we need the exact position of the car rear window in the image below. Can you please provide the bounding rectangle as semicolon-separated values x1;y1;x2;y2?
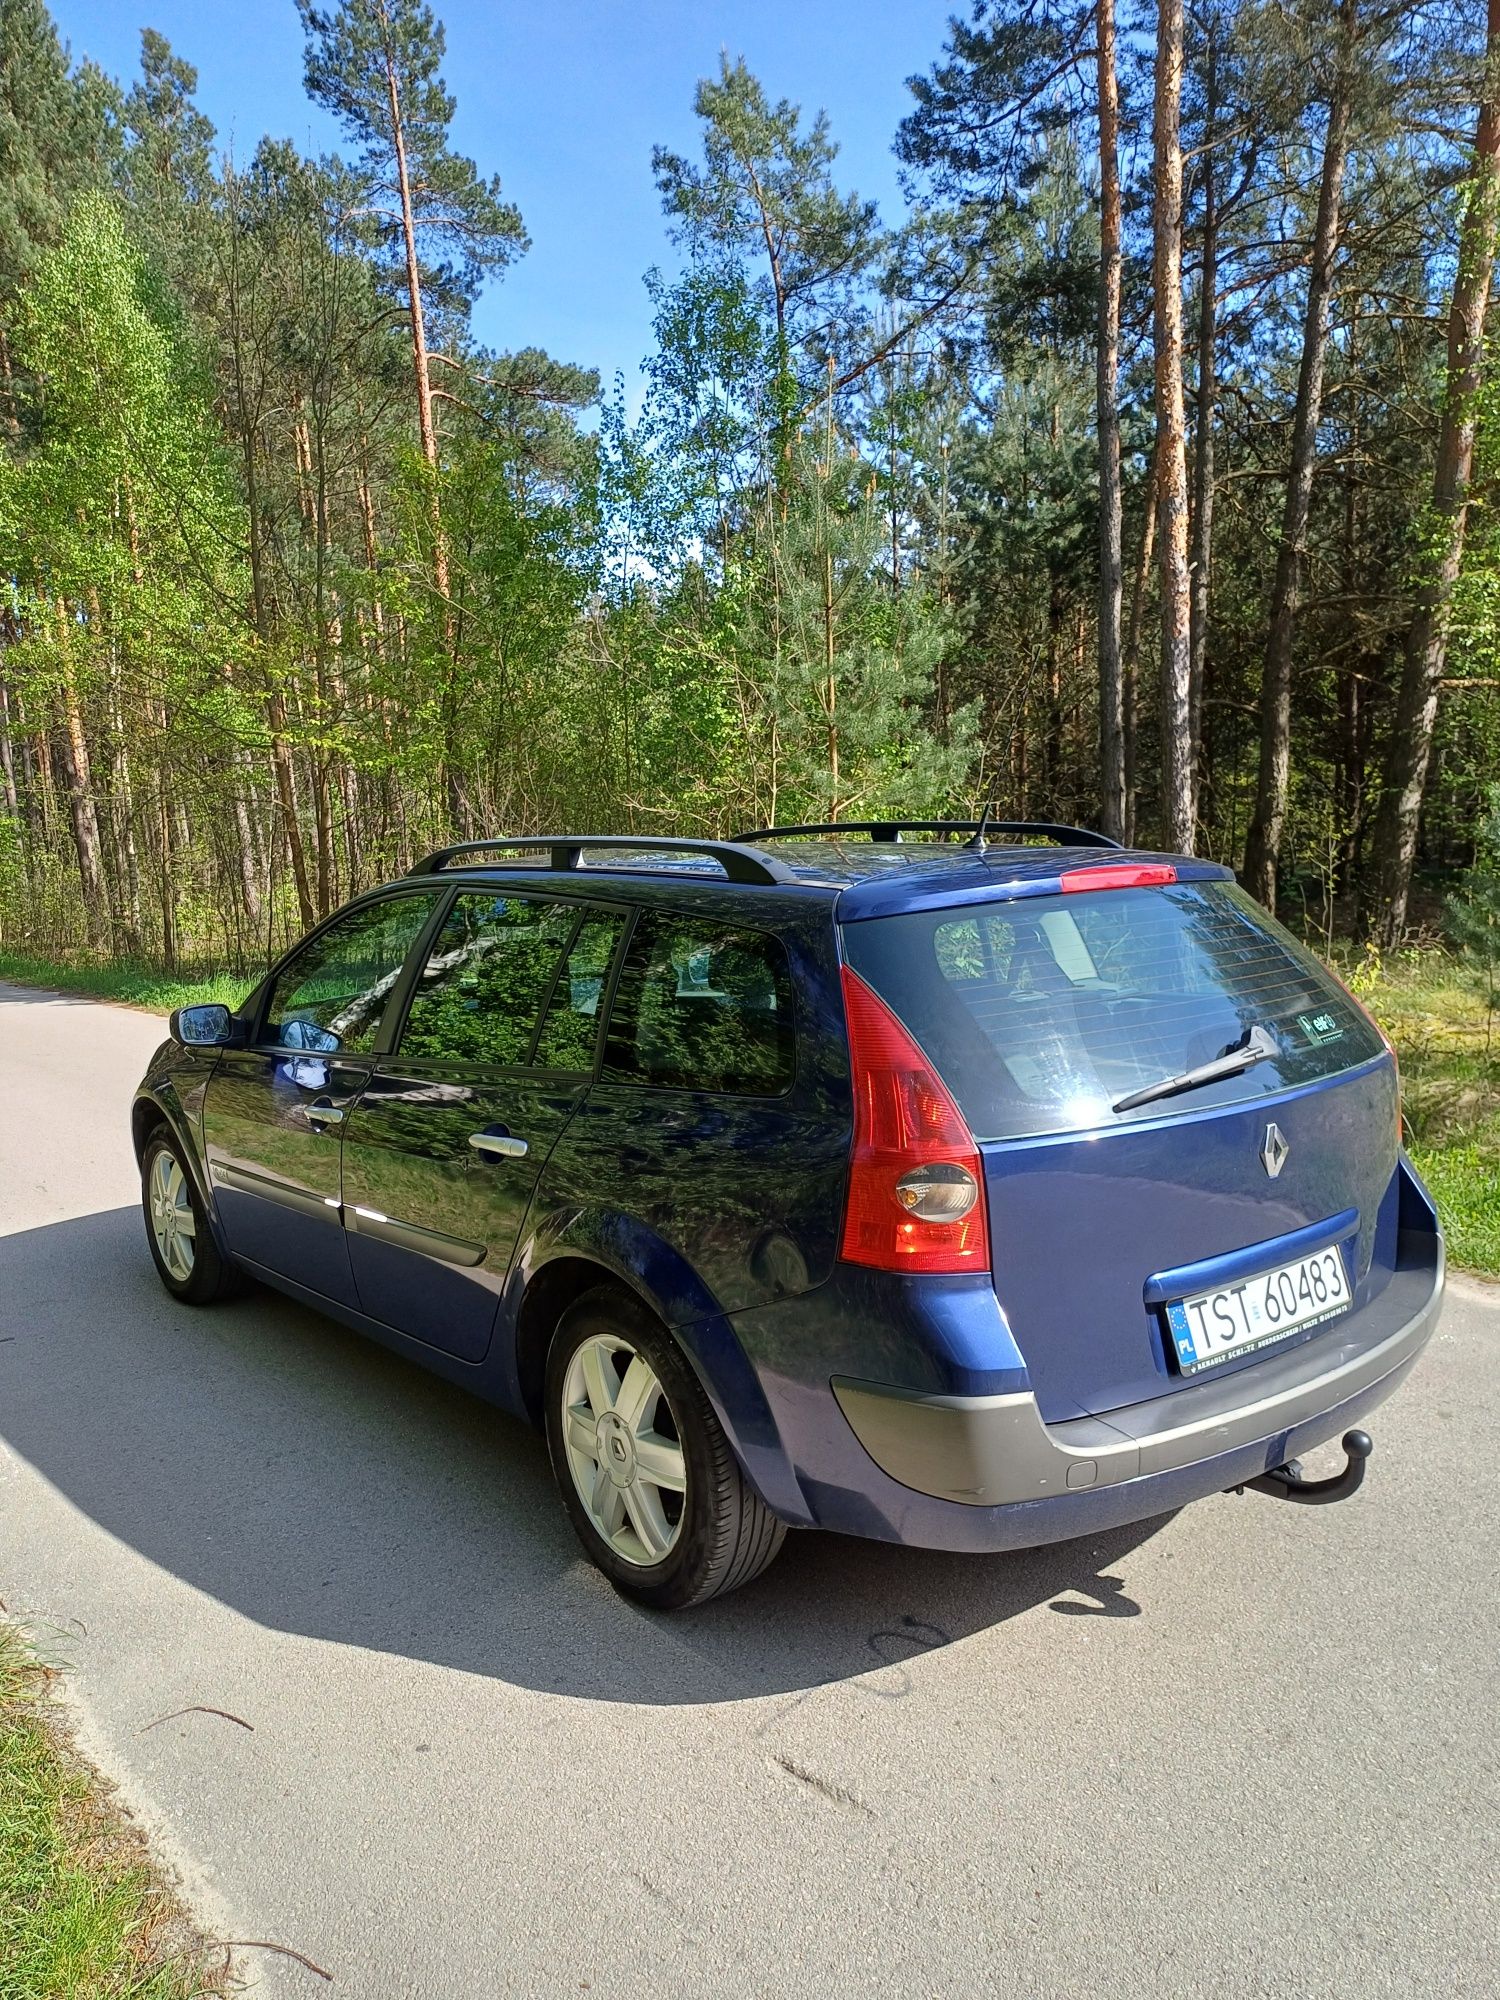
840;882;1385;1141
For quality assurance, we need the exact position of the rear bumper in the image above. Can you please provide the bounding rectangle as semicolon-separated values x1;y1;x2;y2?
827;1224;1442;1547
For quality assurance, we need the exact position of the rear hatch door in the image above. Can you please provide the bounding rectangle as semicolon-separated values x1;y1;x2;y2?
841;877;1397;1420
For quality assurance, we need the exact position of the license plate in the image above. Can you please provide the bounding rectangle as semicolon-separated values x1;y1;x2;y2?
1166;1244;1351;1375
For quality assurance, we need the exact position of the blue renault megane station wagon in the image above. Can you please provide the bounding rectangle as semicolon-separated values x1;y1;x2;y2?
132;822;1444;1608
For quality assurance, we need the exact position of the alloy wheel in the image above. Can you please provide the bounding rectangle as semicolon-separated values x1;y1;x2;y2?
560;1333;688;1566
149;1150;197;1284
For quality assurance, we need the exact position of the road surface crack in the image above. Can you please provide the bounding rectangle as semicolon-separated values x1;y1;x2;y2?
771;1753;874;1816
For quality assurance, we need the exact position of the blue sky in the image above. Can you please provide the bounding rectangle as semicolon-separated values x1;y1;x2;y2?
53;1;957;400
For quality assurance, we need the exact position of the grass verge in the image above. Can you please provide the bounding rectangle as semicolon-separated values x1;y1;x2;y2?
1351;952;1500;1279
0;1622;231;1999
0;951;256;1014
1;940;1493;1275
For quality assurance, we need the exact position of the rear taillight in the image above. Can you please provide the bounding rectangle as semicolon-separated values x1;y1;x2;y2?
838;965;989;1273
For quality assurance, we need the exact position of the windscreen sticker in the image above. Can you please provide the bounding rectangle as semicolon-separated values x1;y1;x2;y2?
1296;1010;1345;1046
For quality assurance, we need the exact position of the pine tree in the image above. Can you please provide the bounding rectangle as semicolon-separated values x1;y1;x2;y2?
1154;0;1195;853
1371;0;1500;943
298;0;529;832
119;29;217;315
298;0;527;485
652;55;883;454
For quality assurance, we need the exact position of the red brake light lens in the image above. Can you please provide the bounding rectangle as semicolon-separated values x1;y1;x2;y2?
1060;863;1178;892
839;965;989;1273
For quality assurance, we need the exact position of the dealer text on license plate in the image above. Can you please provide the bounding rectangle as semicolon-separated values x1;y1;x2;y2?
1165;1245;1350;1374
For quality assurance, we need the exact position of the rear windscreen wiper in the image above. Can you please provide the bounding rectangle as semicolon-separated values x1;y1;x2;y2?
1111;1024;1277;1115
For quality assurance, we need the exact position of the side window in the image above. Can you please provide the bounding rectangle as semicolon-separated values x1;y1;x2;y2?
534;911;628;1070
262;895;438;1054
399;893;578;1066
602;914;796;1096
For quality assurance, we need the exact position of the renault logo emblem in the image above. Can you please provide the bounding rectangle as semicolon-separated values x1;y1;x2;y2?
1261;1123;1289;1179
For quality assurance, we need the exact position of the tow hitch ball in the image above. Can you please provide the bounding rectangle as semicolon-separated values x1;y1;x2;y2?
1239;1429;1373;1506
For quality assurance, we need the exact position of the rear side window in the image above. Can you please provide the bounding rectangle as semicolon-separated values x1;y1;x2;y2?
400;894;578;1066
841;882;1385;1141
602;914;796;1096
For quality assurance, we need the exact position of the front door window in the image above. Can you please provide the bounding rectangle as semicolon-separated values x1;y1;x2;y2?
261;894;439;1058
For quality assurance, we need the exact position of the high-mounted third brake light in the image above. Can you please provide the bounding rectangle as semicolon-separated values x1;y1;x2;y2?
839;965;989;1274
1060;863;1178;892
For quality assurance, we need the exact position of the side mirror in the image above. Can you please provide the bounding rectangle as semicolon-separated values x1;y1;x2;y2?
170;1003;236;1048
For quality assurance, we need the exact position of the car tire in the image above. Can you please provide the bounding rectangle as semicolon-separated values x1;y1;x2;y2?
141;1126;238;1306
544;1285;787;1610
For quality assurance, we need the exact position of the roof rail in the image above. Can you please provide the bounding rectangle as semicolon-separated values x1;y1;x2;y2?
735;819;1122;851
406;834;799;886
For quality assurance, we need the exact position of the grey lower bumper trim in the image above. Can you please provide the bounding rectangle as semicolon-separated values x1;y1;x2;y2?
833;1239;1444;1507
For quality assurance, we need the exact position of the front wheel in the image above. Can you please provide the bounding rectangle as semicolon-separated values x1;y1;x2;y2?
141;1127;237;1305
544;1286;786;1610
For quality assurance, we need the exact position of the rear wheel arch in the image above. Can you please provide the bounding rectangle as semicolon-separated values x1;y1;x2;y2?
514;1255;634;1427
543;1283;788;1607
512;1243;809;1525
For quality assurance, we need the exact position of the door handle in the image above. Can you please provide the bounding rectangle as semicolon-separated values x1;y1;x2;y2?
469;1129;529;1160
303;1099;348;1129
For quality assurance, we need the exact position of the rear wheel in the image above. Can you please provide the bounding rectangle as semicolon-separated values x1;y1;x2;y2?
544;1286;786;1609
141;1127;236;1305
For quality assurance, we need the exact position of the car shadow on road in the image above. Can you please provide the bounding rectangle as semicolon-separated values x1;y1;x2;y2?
0;1205;1172;1704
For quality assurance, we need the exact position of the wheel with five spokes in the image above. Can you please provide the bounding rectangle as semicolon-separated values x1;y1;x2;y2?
545;1285;787;1609
140;1126;236;1305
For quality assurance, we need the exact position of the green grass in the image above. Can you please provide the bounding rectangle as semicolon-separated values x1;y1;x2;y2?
1349;951;1500;1279
0;950;257;1013
1;939;1494;1275
0;1624;229;2000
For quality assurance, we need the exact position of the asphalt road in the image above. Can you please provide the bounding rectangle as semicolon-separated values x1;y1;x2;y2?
0;980;1495;2000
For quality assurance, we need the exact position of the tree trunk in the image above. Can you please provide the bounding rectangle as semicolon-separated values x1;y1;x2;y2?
228;295;307;938
221;663;264;935
1153;0;1194;853
1045;571;1064;798
157;778;177;972
313;755;335;919
1122;449;1160;849
1370;0;1500;945
1337;341;1366;892
268;690;316;933
54;605;111;947
30;700;56;845
1243;0;1358;910
232;776;263;933
383;37;450;604
107;661;143;954
1188;16;1219;793
0;675;18;822
0;327;17;440
1096;0;1126;843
